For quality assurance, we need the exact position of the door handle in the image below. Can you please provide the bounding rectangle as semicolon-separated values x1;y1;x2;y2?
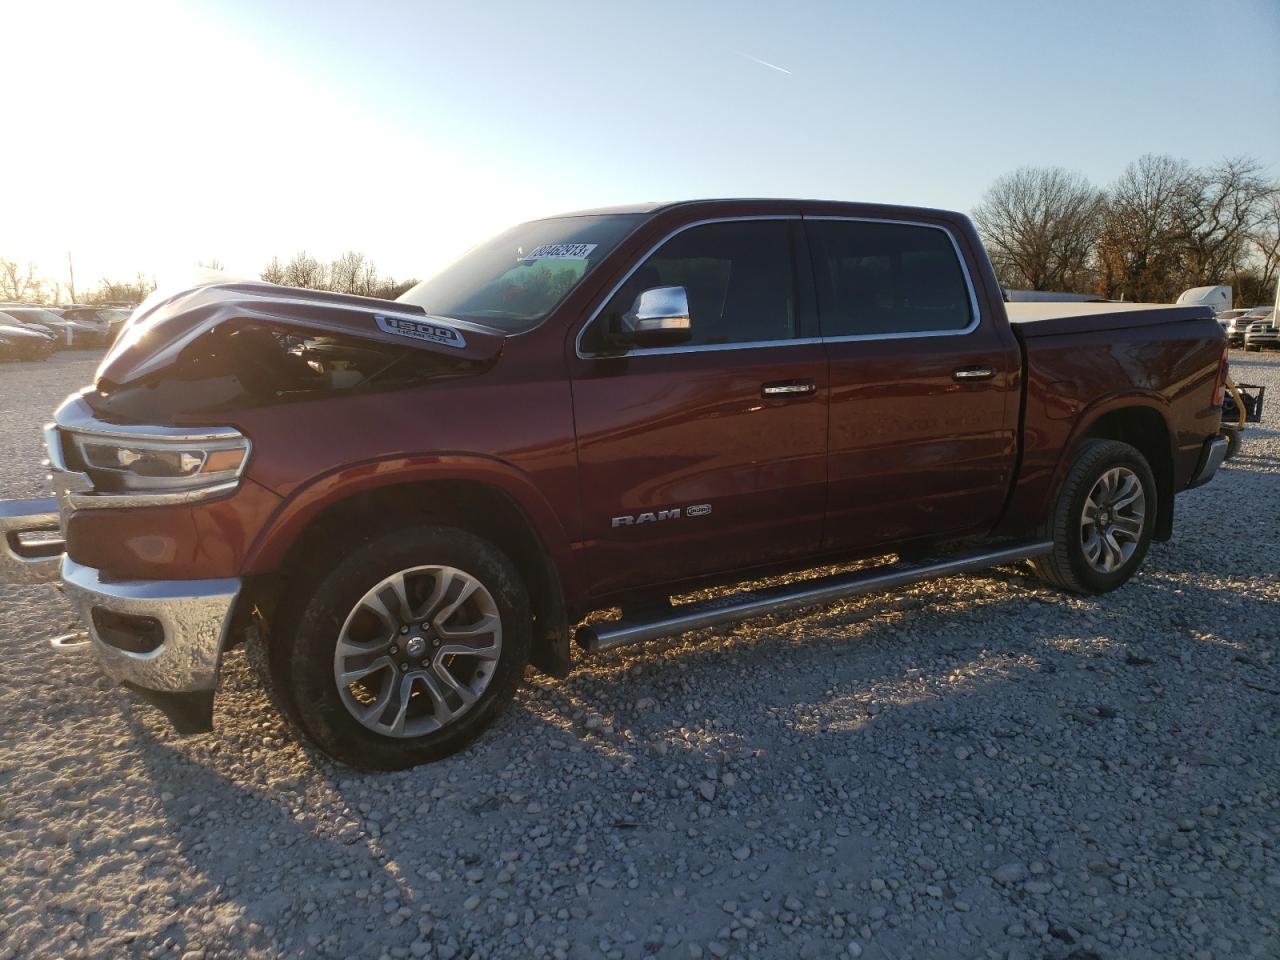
952;367;995;382
762;379;816;398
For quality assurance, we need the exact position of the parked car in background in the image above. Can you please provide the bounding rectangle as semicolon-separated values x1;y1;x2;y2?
58;306;131;346
0;305;97;347
1244;310;1277;352
1217;308;1252;346
0;312;57;360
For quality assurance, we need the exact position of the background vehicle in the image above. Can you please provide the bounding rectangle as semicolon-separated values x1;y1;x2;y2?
1218;307;1255;345
0;305;96;347
0;312;57;360
0;199;1229;769
1244;309;1278;351
1177;284;1232;314
58;306;130;346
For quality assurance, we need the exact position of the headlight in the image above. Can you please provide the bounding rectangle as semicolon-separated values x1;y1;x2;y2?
69;431;250;494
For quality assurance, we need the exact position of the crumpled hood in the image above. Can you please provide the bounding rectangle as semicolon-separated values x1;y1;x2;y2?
97;280;505;386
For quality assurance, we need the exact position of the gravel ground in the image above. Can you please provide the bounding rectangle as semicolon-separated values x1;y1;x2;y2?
1;350;1278;960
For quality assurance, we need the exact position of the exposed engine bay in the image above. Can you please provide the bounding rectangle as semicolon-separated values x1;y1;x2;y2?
91;320;484;423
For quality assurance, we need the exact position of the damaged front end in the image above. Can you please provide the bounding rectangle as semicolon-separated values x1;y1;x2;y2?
0;280;502;733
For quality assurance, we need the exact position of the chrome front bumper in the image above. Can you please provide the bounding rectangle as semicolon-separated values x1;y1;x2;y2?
0;497;63;583
61;557;241;694
1;496;240;731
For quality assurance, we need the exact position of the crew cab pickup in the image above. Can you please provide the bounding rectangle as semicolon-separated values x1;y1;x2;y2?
0;199;1230;769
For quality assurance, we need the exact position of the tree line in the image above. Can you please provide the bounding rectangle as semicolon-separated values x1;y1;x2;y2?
258;250;417;300
0;248;417;306
973;155;1279;304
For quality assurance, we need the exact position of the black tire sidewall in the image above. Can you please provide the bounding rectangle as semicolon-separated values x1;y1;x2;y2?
1062;443;1156;593
283;526;531;770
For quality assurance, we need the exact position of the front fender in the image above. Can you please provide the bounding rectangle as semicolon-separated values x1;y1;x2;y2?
241;452;582;600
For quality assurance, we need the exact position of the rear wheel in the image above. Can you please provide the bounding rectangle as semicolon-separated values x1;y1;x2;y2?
1031;439;1156;594
271;525;531;769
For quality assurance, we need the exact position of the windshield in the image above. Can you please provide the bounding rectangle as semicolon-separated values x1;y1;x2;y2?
397;213;643;333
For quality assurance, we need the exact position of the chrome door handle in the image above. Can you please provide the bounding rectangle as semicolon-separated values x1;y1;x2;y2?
952;367;995;382
762;379;816;398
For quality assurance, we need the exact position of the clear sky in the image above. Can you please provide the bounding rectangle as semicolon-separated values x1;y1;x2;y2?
2;0;1277;294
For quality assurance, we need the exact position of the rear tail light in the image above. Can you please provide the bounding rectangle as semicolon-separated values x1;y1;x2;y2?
1212;343;1228;406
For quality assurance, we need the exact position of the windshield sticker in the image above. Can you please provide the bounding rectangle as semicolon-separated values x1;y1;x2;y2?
518;243;597;262
375;314;467;349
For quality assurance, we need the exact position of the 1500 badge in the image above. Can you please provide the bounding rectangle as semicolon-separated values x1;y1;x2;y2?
612;503;712;528
375;314;467;348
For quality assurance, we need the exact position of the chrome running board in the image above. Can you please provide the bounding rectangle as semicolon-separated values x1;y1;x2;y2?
576;541;1054;654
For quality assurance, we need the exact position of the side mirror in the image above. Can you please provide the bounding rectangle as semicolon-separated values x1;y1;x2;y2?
613;286;692;347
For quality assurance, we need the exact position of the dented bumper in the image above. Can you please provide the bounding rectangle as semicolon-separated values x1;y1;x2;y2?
1;494;241;734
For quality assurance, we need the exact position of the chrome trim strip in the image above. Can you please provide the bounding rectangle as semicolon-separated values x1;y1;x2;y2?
55;392;244;443
576;541;1054;653
574;212;984;358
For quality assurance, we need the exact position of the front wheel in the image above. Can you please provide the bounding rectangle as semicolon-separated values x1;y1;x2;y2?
1031;439;1156;594
272;525;531;769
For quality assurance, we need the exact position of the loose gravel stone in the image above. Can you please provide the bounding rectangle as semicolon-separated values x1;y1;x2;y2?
0;349;1277;960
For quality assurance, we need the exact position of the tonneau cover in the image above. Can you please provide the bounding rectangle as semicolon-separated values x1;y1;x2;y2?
1006;301;1214;338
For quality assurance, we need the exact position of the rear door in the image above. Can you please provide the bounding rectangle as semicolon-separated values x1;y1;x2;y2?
568;216;828;597
807;215;1019;554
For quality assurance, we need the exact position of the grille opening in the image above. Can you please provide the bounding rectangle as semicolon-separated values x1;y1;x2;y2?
91;608;165;654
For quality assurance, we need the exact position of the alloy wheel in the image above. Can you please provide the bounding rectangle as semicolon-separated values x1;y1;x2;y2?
333;565;502;737
1080;466;1146;574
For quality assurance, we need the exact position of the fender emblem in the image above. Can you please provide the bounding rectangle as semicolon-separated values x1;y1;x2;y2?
375;314;466;348
611;503;712;528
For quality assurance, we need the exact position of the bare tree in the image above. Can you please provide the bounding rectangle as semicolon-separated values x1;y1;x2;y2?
1172;157;1272;287
1096;154;1192;301
1243;184;1280;304
82;273;157;306
197;258;226;271
260;256;286;285
328;251;368;295
972;167;1103;292
282;251;327;289
0;258;47;302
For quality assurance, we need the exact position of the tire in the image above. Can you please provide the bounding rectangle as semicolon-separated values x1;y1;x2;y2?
271;525;531;769
1030;439;1156;595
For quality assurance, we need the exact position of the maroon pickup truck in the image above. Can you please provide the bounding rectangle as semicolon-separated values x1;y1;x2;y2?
0;199;1229;769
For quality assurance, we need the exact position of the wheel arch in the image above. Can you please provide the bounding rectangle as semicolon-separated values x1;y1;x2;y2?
1078;402;1175;542
243;460;575;678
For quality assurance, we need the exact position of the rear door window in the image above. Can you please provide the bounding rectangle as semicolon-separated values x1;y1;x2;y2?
807;220;974;338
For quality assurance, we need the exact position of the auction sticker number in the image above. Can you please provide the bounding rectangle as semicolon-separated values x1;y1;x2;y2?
519;243;597;262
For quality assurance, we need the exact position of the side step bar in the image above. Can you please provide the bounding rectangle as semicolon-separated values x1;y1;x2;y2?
575;541;1054;654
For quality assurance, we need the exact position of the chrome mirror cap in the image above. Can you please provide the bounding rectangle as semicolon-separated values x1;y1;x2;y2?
621;286;692;337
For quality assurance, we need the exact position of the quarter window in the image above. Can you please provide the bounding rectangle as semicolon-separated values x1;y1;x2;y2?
808;220;973;337
586;220;797;352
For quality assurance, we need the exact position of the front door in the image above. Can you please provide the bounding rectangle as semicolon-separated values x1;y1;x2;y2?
569;217;828;598
806;216;1020;554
